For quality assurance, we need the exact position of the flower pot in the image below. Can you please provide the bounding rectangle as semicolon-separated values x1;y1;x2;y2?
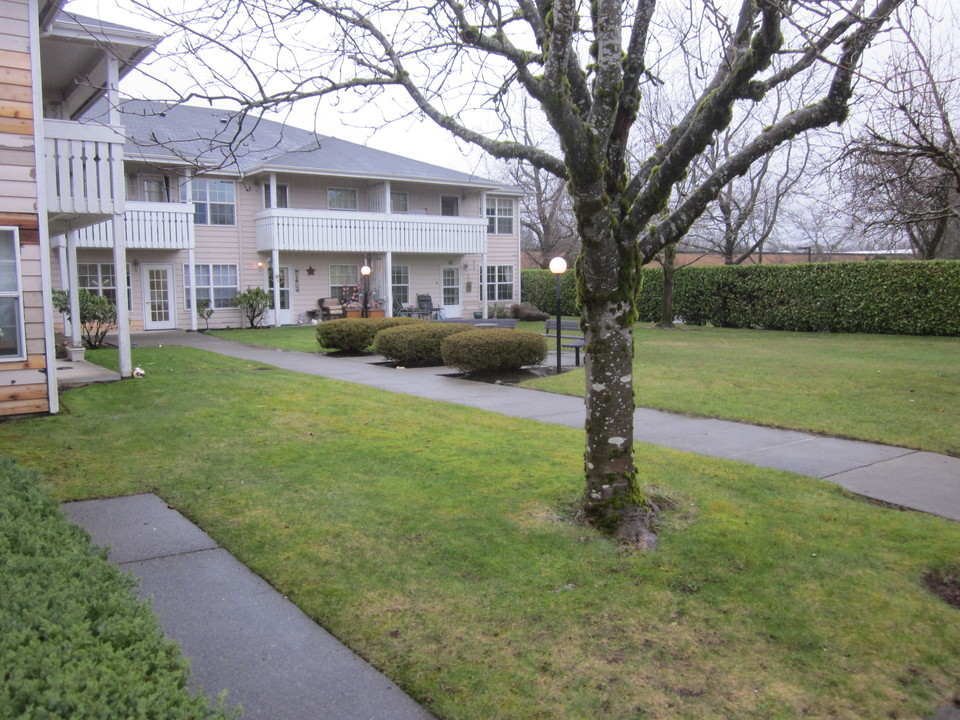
66;346;85;362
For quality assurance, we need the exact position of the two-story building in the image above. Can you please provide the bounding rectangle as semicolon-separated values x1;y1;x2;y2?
0;0;157;416
53;100;523;336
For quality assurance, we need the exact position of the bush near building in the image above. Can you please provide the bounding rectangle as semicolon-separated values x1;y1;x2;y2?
316;317;424;352
0;457;231;720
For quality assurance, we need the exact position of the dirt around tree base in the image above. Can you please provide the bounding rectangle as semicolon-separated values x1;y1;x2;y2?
615;504;660;549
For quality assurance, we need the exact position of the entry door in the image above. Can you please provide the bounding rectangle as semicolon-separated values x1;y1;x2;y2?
142;264;176;330
441;266;461;319
265;265;293;325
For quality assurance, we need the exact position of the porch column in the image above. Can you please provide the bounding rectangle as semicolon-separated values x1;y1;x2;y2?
187;246;197;331
112;214;132;378
384;181;391;214
65;229;81;347
56;242;72;337
271;247;281;327
480;191;488;319
268;173;278;208
384;251;393;317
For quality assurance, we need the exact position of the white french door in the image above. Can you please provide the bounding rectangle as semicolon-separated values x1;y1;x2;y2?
441;266;461;319
264;265;293;325
141;264;176;330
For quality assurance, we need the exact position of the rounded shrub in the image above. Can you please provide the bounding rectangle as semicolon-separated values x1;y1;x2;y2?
441;329;548;373
317;317;425;352
373;322;473;366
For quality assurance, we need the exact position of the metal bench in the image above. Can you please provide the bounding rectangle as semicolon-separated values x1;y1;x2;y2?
439;318;517;328
544;319;585;366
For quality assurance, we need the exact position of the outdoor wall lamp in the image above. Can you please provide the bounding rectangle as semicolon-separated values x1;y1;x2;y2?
549;256;567;375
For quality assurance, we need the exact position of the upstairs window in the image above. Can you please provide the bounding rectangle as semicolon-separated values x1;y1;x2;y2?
192;179;236;225
263;183;289;208
391;191;408;213
142;174;179;203
441;195;460;217
0;228;24;360
486;197;514;234
327;187;358;211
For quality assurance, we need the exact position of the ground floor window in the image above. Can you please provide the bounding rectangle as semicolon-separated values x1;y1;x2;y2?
391;265;410;305
484;265;515;301
330;264;360;302
77;262;132;309
184;264;239;309
0;228;24;360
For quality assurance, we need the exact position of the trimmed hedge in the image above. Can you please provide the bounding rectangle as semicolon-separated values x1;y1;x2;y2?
0;457;231;720
316;316;425;352
521;269;579;317
373;322;474;366
527;261;960;336
441;329;548;373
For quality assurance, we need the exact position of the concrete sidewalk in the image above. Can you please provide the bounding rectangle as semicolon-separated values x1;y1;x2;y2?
130;329;960;523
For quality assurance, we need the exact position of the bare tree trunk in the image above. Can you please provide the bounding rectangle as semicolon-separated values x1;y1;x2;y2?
656;244;677;329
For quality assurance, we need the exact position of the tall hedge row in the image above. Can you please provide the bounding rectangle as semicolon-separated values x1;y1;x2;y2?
524;261;960;336
0;457;231;720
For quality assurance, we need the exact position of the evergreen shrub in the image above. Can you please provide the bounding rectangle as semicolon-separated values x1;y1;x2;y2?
317;317;424;352
521;270;579;316
441;329;548;373
373;322;473;366
0;456;231;720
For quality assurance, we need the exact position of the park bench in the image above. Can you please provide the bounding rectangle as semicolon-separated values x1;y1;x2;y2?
544;319;585;366
439;318;517;328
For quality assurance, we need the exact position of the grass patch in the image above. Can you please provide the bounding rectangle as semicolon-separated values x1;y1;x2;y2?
0;347;958;719
521;325;960;455
209;325;328;353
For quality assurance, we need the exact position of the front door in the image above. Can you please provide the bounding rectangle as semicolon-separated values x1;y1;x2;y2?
265;265;293;325
142;264;176;330
442;266;461;319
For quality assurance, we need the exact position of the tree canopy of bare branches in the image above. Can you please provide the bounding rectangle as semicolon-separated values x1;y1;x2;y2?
137;0;905;540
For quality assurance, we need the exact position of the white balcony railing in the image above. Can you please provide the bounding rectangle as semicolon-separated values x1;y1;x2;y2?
255;208;487;255
55;202;195;250
44;119;125;217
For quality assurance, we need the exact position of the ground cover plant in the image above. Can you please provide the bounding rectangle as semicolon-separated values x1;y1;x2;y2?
521;325;960;456
0;456;231;720
0;347;957;719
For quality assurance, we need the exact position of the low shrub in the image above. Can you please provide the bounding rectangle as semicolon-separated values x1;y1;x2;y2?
373;322;473;366
0;456;231;720
510;303;550;321
317;317;424;352
441;329;548;373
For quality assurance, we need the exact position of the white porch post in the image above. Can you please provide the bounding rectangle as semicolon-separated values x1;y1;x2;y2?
65;229;81;347
57;242;72;337
384;251;393;317
384;181;391;214
107;55;131;377
271;248;281;327
480;191;488;318
188;246;198;331
269;173;278;208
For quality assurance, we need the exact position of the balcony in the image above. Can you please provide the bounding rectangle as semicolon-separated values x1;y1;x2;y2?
53;202;195;250
44;119;126;228
255;208;487;255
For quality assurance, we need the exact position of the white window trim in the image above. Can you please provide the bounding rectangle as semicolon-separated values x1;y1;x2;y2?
486;197;514;235
391;265;410;305
77;262;132;310
192;178;237;226
485;264;515;301
184;263;240;310
327;187;358;211
0;227;25;362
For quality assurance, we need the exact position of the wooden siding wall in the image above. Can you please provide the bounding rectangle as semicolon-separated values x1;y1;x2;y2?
0;0;49;415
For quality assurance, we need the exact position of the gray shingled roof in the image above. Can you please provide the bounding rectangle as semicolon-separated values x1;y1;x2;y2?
117;100;517;191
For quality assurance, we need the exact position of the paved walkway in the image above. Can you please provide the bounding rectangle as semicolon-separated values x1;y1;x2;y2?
61;329;960;720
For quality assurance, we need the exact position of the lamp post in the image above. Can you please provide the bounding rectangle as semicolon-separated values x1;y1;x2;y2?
548;256;567;375
360;265;371;318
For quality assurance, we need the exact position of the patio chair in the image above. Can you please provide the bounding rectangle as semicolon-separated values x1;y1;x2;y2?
319;298;345;321
393;296;414;317
416;294;442;319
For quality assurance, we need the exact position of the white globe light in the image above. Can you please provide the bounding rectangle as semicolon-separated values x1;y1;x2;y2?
360;265;372;276
549;256;567;275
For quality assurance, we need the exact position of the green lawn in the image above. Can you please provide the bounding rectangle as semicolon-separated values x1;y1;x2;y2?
209;325;327;352
0;347;958;720
522;325;960;455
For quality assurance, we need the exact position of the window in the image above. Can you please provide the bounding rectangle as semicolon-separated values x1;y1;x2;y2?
263;183;289;208
390;191;408;213
77;262;131;309
184;264;239;309
441;195;460;217
391;265;410;305
142;174;178;203
0;228;24;360
486;197;514;234
329;264;359;301
485;265;515;301
327;187;358;210
192;179;236;225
